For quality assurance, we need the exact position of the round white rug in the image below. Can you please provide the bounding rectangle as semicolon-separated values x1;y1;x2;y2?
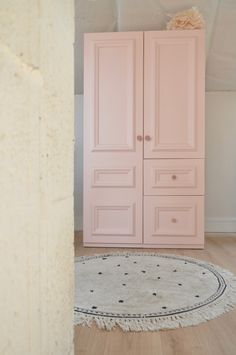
74;252;236;331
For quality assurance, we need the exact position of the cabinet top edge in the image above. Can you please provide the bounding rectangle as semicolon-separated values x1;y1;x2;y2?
84;29;205;37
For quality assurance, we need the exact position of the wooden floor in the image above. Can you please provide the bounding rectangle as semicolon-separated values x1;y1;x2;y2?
74;233;236;355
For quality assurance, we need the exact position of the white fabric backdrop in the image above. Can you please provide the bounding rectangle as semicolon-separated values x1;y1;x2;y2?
75;0;236;94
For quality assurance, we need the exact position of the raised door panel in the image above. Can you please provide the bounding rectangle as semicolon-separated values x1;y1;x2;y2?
144;196;204;246
92;204;135;235
83;32;143;245
84;187;142;244
91;166;135;187
85;32;142;152
144;159;204;195
144;30;205;158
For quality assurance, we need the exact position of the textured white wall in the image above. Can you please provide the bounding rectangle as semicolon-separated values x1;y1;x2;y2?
0;1;74;354
75;93;236;232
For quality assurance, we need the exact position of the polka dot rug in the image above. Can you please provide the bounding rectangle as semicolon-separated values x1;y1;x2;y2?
74;252;236;331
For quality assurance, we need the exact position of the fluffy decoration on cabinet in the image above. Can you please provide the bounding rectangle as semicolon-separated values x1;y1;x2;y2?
166;7;205;30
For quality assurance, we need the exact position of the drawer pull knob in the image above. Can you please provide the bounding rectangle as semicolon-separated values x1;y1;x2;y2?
145;135;151;141
137;135;143;141
172;175;177;180
172;218;177;223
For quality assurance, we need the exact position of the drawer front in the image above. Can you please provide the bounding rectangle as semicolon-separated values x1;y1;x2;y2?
144;159;204;195
144;196;204;245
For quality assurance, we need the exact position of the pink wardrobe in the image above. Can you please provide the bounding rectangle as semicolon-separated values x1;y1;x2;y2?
83;30;205;248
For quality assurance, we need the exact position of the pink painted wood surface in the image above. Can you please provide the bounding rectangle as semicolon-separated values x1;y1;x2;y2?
144;30;205;159
83;30;205;248
83;32;143;244
144;196;204;245
144;159;204;196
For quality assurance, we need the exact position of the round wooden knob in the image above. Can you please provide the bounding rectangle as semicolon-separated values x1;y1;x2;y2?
172;175;177;180
145;135;151;141
171;218;177;223
137;135;143;141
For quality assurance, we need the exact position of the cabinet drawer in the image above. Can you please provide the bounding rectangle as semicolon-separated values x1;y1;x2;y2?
144;159;204;195
144;196;204;246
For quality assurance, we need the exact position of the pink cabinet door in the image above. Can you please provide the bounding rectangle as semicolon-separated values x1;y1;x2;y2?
144;30;205;158
83;32;143;245
144;196;204;247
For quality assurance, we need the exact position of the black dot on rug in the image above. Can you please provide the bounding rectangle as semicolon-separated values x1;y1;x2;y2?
118;300;124;303
133;261;137;264
122;284;126;286
98;272;102;275
157;277;161;280
178;283;182;286
195;295;200;298
162;306;167;309
153;293;157;296
92;306;97;309
117;264;120;267
124;273;128;275
173;269;177;272
142;270;146;273
102;257;107;260
90;290;94;293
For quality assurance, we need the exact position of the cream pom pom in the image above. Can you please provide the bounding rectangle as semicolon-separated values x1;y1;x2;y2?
166;7;205;30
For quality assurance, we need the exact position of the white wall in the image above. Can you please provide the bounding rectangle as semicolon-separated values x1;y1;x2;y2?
0;1;74;354
205;92;236;232
75;92;236;233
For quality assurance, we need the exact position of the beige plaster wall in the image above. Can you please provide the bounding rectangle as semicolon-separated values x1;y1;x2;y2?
0;1;74;354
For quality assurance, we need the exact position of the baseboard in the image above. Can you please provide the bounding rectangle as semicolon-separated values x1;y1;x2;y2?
205;218;236;233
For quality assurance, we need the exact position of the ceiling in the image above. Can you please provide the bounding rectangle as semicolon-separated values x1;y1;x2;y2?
75;0;236;94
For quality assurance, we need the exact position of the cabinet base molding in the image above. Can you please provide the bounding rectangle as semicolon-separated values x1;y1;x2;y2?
84;242;204;249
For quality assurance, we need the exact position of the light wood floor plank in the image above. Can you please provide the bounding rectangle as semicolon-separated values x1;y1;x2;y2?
74;233;236;355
